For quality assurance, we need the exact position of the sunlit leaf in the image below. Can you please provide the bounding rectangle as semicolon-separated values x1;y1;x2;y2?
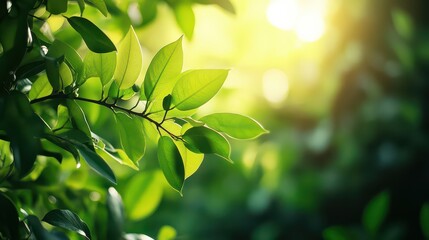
47;0;67;14
84;51;116;86
59;62;73;88
200;113;267;139
123;171;164;220
115;112;145;163
29;75;53;100
67;17;116;53
108;81;136;100
143;37;183;101
392;8;414;40
182;126;231;162
171;69;228;111
42;209;92;240
106;187;124;240
96;147;139;170
114;26;142;89
158;136;185;194
173;3;195;39
362;191;390;235
124;233;154;240
47;40;84;79
86;0;108;17
176;141;203;179
157;225;177;240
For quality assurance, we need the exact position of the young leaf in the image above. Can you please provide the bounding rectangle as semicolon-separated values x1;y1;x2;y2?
421;203;429;239
42;209;92;240
158;136;185;194
176;141;204;179
115;112;146;163
143;37;183;101
67;17;116;53
200;113;267;139
29;75;53;100
173;3;195;39
74;142;116;184
84;51;116;86
47;0;68;14
86;0;109;17
114;26;142;89
59;63;73;89
362;191;390;235
171;69;228;111
123;171;164;220
182;126;231;162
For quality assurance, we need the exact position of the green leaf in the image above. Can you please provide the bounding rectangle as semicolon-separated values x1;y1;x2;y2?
47;0;68;14
392;8;414;40
67;17;116;53
421;203;429;239
323;226;350;240
157;225;177;240
44;55;63;92
59;62;73;88
86;0;109;17
108;81;136;100
123;171;164;220
16;60;46;80
171;69;228;111
29;75;53;100
362;191;390;235
0;193;20;240
115;112;146;163
182;126;231;162
67;100;92;138
74;142;116;184
143;37;183;101
27;215;59;240
106;187;124;240
96;147;139;170
173;3;195;39
84;51;116;86
47;40;84;77
162;94;172;111
176;141;203;179
42;209;92;240
138;0;158;26
158;137;185;194
45;135;80;166
76;0;85;15
200;113;267;139
114;26;142;89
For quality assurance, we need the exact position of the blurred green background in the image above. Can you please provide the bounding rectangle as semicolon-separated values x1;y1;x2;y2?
115;0;429;239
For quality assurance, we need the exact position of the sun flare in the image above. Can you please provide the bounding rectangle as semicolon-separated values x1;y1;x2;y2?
266;0;327;42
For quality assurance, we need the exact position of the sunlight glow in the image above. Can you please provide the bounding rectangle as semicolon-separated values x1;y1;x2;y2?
263;69;289;104
266;0;327;42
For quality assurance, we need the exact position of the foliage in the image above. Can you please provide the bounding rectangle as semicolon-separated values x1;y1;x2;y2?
0;0;266;239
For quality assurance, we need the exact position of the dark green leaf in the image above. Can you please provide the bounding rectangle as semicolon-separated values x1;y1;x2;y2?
362;191;390;235
44;55;63;92
182;126;231;162
67;17;116;53
0;193;20;240
171;69;229;111
158;136;185;194
200;113;268;139
47;0;68;14
43;209;91;240
115;112;146;163
74;142;116;184
323;226;350;240
106;187;124;240
162;94;172;111
67;100;92;138
76;0;85;15
16;60;46;80
45;134;80;166
421;203;429;239
27;215;60;240
143;37;183;101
